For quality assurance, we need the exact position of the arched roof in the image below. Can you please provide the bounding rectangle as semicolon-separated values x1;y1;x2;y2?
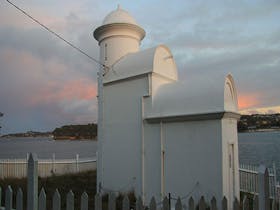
103;45;178;84
102;5;138;26
144;74;238;120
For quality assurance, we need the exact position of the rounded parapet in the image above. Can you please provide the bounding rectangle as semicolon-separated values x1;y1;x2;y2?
224;74;238;112
144;74;239;121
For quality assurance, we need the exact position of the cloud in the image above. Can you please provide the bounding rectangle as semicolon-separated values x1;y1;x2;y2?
1;0;280;133
0;1;103;133
238;93;260;110
28;79;97;107
0;37;98;133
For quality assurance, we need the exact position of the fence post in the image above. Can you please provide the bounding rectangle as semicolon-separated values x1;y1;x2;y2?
39;188;47;210
199;196;206;210
188;197;194;210
136;196;143;210
122;195;130;210
242;196;249;210
233;197;240;210
149;197;156;210
222;196;228;210
175;197;182;210
81;192;88;210
52;153;56;174
0;161;1;179
16;188;23;210
27;153;38;210
253;195;259;210
258;165;270;210
76;154;79;172
162;196;169;210
211;197;218;210
273;162;277;195
0;186;2;207
95;193;102;210
53;189;61;210
5;186;13;210
109;193;116;210
66;190;74;210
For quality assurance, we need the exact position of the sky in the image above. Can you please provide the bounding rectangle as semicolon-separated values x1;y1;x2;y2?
0;0;279;134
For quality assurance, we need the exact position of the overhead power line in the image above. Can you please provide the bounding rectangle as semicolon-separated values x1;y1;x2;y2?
5;0;106;68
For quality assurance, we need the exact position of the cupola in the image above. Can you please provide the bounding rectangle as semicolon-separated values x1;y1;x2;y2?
94;5;146;67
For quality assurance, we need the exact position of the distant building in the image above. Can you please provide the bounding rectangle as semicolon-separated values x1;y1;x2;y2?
94;6;240;208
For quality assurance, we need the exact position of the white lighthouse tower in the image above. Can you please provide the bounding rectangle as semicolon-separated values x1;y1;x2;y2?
93;5;146;193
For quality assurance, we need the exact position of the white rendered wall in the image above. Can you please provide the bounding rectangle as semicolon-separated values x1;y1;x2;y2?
143;119;224;204
102;76;149;195
100;36;140;66
221;117;240;207
143;117;240;207
163;120;223;201
143;123;162;202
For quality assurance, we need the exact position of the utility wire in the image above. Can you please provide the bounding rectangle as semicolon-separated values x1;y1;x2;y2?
5;0;107;68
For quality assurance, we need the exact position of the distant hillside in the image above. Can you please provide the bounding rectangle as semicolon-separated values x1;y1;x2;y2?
238;113;280;132
52;124;97;140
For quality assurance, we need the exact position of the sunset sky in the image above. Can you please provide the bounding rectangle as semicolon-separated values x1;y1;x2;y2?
0;0;279;134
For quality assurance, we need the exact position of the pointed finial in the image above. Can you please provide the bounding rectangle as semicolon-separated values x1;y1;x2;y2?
117;4;121;10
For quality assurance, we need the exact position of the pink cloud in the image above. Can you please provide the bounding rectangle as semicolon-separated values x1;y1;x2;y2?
1;48;97;110
28;79;97;106
238;92;260;110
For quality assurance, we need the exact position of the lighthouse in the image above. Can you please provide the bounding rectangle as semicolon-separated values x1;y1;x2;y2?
93;5;146;194
93;6;240;208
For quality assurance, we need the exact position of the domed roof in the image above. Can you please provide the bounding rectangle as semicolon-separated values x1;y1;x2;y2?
103;45;177;84
102;5;138;25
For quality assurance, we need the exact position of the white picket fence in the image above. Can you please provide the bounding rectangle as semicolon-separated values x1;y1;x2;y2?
0;154;279;210
1;155;278;200
239;163;278;199
0;154;96;178
0;187;275;210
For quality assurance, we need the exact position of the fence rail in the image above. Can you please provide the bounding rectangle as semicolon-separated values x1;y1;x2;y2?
0;154;96;178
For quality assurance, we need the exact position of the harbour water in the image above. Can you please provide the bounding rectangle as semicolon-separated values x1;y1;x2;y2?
0;131;280;172
0;137;97;159
238;131;280;177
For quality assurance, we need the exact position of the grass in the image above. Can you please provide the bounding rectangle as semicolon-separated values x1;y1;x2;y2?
0;170;136;210
0;170;96;210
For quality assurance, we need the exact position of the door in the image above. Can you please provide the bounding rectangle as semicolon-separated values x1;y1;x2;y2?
228;144;235;207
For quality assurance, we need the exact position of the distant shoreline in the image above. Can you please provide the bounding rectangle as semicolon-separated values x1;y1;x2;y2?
2;128;280;138
0;134;52;138
238;128;280;133
0;136;96;141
